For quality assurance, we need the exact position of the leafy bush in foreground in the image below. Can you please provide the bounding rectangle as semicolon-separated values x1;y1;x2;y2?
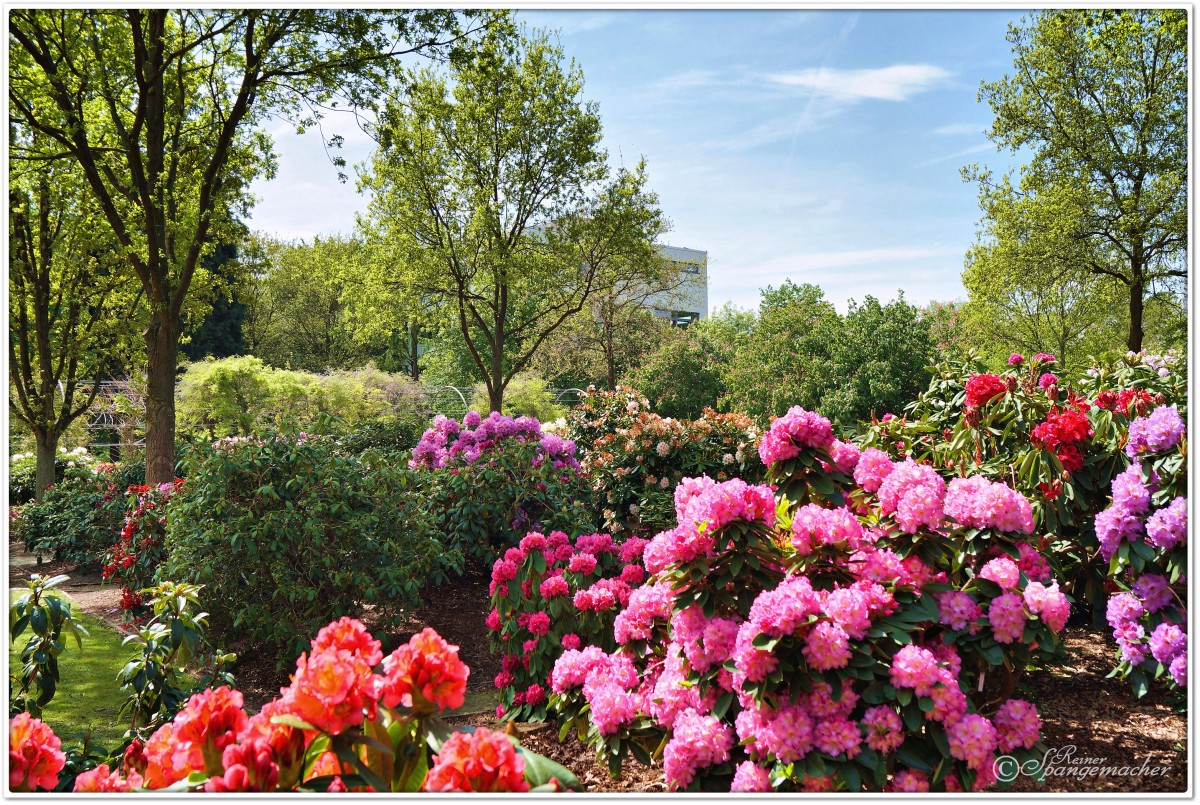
161;431;457;661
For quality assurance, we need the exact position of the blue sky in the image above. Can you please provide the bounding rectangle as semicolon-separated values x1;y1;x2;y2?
247;8;1031;314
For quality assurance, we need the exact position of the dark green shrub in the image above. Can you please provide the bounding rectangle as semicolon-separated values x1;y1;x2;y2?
160;429;460;663
335;413;429;456
13;467;126;570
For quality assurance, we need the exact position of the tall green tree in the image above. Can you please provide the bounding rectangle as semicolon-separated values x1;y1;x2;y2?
10;9;493;482
968;9;1187;353
8;151;139;499
359;25;667;411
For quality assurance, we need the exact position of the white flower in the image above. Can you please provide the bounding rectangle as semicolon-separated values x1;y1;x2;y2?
626;401;638;413
1159;367;1170;378
629;504;640;515
722;453;735;465
659;477;670;489
656;441;670;457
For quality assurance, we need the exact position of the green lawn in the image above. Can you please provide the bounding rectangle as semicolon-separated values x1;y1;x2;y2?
9;591;131;752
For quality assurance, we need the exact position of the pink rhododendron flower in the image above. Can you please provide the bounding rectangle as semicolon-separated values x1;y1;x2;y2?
73;764;135;792
731;761;773;792
889;770;930;792
424;727;529;792
853;447;894;492
862;705;904;753
663;709;735;790
988;591;1027;644
947;713;998;771
758;405;834;465
938;590;982;631
994;699;1041;752
1023;581;1069;632
204;738;280;792
171;685;249;775
978;557;1021;590
889;644;941;696
803;621;852;670
877;458;946;533
9;713;65;792
381;627;468;713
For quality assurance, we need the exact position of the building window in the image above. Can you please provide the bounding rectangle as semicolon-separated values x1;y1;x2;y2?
682;263;701;274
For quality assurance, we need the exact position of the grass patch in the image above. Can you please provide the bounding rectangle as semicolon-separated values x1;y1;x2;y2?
9;590;130;753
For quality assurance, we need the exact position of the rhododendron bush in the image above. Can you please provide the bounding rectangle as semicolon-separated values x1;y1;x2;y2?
104;479;185;619
411;411;597;562
860;349;1186;623
487;530;649;722
564;386;764;535
1096;404;1187;708
12;458;127;570
160;432;455;660
549;405;1068;792
11;621;579;793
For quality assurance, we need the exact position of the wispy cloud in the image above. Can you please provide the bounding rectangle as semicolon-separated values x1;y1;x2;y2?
765;64;952;102
933;122;986;136
915;142;996;167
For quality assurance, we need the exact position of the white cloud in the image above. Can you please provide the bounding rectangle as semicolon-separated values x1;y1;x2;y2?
914;141;996;167
765;64;952;102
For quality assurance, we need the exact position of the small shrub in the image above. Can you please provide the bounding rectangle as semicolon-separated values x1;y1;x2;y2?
102;480;185;619
9;574;89;718
15;463;127;570
411;412;597;563
335;413;429;456
9;447;98;505
161;431;459;662
565;386;764;536
471;371;568;422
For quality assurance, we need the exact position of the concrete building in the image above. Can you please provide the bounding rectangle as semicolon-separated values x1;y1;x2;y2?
642;244;708;326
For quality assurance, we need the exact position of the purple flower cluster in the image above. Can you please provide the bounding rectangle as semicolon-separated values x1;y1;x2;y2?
409;411;578;470
1125;405;1185;458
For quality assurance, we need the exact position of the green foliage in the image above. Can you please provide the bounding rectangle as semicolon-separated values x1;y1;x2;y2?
471;372;566;421
117;582;236;737
13;463;126;570
181;243;247;361
720;284;935;427
9;448;97;506
360;23;668;412
625;327;726;420
161;430;459;663
177;356;428;439
10;574;89;718
969;8;1187;352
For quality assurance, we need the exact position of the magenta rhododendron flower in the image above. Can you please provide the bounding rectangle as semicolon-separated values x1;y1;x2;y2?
757;405;834;466
663;709;735;790
877;459;946;533
994;699;1041;752
947;713;998;771
853;447;894;492
862;705;904;753
731;761;772;792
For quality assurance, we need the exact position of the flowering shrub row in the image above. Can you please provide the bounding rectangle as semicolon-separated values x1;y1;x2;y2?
486;530;648;722
410;411;597;562
548;405;1068;791
10;620;579;793
13;461;127;571
8;446;98;505
860;349;1185;624
563;386;764;535
1097;405;1187;707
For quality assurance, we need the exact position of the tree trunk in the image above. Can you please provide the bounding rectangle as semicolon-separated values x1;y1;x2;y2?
33;429;58;502
488;379;504;413
144;314;180;485
605;327;617;391
1127;280;1145;353
408;322;420;382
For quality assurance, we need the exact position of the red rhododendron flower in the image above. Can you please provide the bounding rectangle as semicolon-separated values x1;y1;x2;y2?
141;722;195;789
1056;444;1084;473
381;627;469;714
423;727;530;792
964;374;1007;410
239;698;307;789
9;713;65;792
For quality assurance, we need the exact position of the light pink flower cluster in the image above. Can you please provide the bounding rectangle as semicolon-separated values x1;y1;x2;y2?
663;709;735;790
790;503;867;555
614;583;674;644
757;405;834;466
943;475;1034;533
853;447;895;492
877;458;946;533
978;556;1021;590
823;439;862;475
987;591;1027;643
671;606;741;674
646;478;776;572
1023;581;1070;632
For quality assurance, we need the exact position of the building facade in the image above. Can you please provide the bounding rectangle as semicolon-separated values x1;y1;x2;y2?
642;244;708;326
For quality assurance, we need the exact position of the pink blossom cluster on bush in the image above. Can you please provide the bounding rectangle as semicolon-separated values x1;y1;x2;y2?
410;411;578;470
549;403;1066;792
487;529;648;721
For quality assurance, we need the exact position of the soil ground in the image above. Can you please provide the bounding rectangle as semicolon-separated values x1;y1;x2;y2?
9;544;1186;793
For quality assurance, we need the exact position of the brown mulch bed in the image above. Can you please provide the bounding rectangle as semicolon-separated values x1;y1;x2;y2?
12;549;1186;793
